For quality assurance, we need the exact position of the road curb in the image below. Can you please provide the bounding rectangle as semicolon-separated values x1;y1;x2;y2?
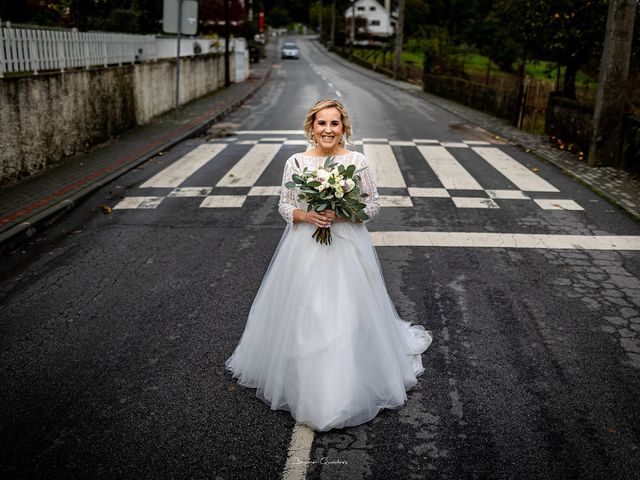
0;56;274;255
312;40;640;224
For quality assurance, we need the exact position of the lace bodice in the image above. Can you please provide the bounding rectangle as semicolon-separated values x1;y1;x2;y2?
278;151;380;224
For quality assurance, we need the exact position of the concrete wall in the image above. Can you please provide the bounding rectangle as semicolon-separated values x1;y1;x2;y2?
0;52;235;186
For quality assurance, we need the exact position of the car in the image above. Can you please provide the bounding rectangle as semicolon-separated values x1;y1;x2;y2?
281;42;300;59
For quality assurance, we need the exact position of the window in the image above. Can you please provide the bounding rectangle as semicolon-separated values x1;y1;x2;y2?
370;20;380;26
370;6;376;10
357;6;365;10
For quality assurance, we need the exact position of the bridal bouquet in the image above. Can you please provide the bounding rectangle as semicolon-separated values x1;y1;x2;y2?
285;156;369;245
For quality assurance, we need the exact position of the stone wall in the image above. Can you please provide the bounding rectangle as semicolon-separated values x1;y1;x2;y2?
0;53;234;186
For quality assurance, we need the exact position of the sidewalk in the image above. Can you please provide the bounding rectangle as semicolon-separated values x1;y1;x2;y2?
0;47;275;254
317;42;640;223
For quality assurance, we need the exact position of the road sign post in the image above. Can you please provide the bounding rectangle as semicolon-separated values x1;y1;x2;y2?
163;0;198;118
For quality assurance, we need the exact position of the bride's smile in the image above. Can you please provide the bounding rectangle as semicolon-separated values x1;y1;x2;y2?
312;107;344;155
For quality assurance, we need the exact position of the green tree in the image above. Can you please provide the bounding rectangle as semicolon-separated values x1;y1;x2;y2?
492;0;608;98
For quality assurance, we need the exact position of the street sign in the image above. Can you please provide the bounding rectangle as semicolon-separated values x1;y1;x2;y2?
163;0;199;35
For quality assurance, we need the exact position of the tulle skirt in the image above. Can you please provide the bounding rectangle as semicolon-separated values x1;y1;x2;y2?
225;221;432;431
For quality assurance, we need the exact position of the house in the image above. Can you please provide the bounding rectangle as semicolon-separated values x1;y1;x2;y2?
345;0;395;37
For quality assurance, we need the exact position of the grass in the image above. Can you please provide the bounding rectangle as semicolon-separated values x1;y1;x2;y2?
354;46;599;100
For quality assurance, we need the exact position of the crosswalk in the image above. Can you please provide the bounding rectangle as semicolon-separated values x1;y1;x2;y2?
114;133;584;212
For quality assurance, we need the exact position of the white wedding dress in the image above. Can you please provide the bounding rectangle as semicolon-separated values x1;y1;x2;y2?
225;150;432;431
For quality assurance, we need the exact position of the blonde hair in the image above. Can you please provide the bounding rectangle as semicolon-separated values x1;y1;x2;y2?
303;99;352;146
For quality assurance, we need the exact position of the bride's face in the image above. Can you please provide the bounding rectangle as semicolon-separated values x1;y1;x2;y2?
312;107;343;152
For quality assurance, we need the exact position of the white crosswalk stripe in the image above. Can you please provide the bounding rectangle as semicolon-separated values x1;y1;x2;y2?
363;143;406;188
473;147;559;192
417;145;483;190
141;143;227;188
216;143;282;187
114;136;584;213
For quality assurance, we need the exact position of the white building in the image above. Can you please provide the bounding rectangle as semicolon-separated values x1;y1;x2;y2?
345;0;395;37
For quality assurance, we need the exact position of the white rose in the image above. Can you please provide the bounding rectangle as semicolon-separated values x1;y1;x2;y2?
344;179;355;191
335;190;344;198
316;169;330;180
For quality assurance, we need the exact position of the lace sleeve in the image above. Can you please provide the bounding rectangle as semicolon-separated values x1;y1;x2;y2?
356;153;380;222
278;157;298;224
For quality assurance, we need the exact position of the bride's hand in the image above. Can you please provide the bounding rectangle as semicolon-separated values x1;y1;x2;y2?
320;209;344;223
305;210;331;228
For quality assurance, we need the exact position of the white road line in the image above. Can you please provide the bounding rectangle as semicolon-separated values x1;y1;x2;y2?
407;187;451;198
486;190;529;200
451;197;499;209
464;140;491;145
328;82;334;87
389;141;415;146
200;195;246;208
534;199;584;211
168;187;212;197
113;196;164;209
216;143;282;187
282;423;314;480
249;186;281;196
412;139;439;144
417;145;483;190
335;90;342;97
260;137;288;142
141;143;227;188
370;232;640;250
379;195;413;207
440;142;469;148
236;130;304;135
473;147;559;192
362;138;388;142
363;143;406;188
284;140;309;145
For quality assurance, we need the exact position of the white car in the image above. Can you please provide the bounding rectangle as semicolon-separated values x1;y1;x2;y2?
281;42;300;59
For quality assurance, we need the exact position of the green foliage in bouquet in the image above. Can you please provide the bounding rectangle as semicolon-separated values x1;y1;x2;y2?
285;156;370;244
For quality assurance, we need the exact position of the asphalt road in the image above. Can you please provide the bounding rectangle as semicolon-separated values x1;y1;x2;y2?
2;37;640;480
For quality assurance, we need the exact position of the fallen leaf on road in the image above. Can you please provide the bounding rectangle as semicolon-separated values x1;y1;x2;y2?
100;205;113;215
531;167;539;172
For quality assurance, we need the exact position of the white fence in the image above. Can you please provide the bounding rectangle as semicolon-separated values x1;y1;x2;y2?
0;25;157;76
0;24;241;78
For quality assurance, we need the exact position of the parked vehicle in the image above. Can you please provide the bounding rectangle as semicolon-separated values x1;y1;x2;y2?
281;42;300;59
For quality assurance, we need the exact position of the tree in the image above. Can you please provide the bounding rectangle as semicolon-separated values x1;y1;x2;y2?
589;0;638;167
491;0;608;99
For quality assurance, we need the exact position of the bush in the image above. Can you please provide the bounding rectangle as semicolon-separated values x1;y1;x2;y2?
102;8;140;33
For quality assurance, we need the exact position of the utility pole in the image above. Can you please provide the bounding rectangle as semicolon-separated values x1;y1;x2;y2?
588;0;637;167
393;0;405;79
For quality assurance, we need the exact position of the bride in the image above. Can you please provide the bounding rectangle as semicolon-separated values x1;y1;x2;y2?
225;99;432;431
